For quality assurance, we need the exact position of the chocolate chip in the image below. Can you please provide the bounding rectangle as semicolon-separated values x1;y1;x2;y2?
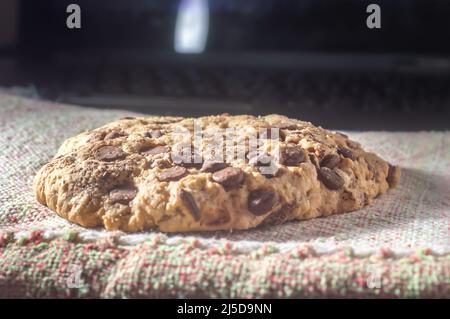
121;116;135;120
212;167;244;189
317;167;344;190
337;147;356;160
88;131;107;142
248;190;278;215
261;204;294;225
200;161;228;173
249;153;278;177
248;153;272;167
387;164;400;188
142;145;169;155
346;140;360;149
180;189;201;221
271;123;297;130
104;130;125;140
145;130;163;138
94;146;126;162
110;187;137;204
320;154;340;169
158;166;187;182
280;146;305;166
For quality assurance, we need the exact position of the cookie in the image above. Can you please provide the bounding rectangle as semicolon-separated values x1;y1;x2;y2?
33;114;400;232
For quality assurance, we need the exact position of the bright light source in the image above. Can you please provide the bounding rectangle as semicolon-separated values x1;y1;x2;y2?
174;0;209;54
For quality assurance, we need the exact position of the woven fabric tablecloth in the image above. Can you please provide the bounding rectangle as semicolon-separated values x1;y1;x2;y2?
0;93;449;298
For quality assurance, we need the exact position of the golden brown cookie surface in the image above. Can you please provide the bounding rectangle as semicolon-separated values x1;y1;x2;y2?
33;114;400;232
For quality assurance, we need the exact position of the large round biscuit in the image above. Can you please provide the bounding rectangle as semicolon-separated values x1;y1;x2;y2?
33;114;400;232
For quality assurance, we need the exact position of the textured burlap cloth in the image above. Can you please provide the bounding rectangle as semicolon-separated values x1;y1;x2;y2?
0;93;449;298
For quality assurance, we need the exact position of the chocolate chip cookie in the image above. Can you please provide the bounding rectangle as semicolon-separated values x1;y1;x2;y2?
33;114;400;232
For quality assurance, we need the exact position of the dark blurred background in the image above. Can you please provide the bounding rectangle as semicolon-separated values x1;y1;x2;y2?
1;0;450;130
